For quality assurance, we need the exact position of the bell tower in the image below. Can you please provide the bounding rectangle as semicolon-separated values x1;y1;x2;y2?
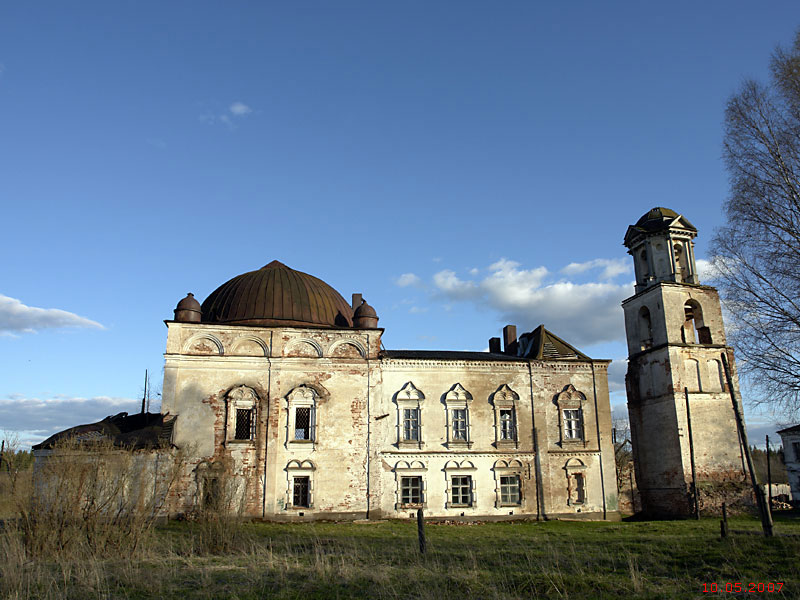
622;208;745;516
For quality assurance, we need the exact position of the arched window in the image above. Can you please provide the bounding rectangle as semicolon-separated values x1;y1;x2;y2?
639;249;650;283
639;306;653;350
707;359;725;392
685;359;702;392
682;300;711;345
226;385;258;442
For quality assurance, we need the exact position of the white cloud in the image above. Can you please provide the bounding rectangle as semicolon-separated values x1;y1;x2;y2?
0;395;140;448
200;101;254;128
409;306;428;314
431;257;634;347
0;295;103;334
229;101;252;116
433;270;479;299
395;273;422;287
562;258;631;280
607;358;628;393
695;258;716;282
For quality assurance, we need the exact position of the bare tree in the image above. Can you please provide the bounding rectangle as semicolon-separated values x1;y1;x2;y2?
712;29;800;418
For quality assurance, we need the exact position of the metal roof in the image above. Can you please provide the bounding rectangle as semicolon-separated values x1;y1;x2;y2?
33;412;175;450
201;260;354;328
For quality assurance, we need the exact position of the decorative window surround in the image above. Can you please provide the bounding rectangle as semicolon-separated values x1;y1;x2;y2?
444;383;473;449
286;386;317;449
555;384;587;447
491;384;520;449
285;459;315;509
393;460;427;509
493;458;524;507
394;382;425;449
444;460;477;509
564;458;587;506
226;385;257;444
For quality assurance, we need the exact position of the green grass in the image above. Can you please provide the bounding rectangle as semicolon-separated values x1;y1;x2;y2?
3;514;800;599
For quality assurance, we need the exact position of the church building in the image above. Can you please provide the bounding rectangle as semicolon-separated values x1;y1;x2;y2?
157;259;618;520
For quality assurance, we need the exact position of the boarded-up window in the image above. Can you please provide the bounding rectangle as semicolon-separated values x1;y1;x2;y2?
685;359;701;392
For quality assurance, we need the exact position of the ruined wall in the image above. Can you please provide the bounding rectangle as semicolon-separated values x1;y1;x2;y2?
377;358;617;520
161;322;617;520
162;321;381;519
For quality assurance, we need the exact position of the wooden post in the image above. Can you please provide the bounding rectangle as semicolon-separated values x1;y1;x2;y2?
766;435;773;511
416;508;427;555
684;387;700;520
721;353;773;537
720;502;729;538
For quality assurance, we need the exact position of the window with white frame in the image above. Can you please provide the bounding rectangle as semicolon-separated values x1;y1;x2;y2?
450;475;472;507
493;458;524;507
563;409;583;440
492;384;520;448
295;407;313;440
293;476;310;507
403;408;420;441
285;459;315;509
393;460;427;509
394;382;425;449
499;409;516;441
452;409;468;441
226;385;258;443
444;383;473;448
287;386;317;447
499;475;521;505
235;408;253;440
401;476;423;505
555;384;587;445
444;460;477;509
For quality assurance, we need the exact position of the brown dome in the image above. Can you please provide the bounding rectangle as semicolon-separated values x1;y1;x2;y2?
174;293;202;322
201;261;353;328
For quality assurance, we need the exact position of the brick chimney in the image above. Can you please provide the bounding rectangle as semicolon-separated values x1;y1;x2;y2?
503;325;517;354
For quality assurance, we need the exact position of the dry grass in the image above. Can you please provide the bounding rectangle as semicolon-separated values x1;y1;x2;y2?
2;515;799;599
2;440;799;599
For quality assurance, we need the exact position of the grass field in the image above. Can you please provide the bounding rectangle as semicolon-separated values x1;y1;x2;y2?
2;513;799;599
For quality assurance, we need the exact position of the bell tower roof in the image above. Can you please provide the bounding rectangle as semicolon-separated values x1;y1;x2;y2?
624;207;696;248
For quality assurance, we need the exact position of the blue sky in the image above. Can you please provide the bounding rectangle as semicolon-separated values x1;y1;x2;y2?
2;2;798;447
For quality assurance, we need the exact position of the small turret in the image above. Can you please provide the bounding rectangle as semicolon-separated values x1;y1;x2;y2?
352;298;379;329
624;207;699;294
174;293;202;323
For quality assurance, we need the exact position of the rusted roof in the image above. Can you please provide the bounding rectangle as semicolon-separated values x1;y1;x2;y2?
201;260;353;328
624;207;697;247
33;412;175;451
382;350;529;362
516;325;590;360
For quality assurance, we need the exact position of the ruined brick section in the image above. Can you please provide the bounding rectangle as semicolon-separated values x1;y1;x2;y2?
159;322;618;521
623;209;748;517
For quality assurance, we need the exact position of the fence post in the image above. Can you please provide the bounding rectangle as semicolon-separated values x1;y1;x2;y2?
720;502;728;539
417;507;427;555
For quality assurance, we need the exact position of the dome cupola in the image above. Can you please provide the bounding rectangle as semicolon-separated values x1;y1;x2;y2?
353;298;379;329
200;260;354;328
174;293;202;323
